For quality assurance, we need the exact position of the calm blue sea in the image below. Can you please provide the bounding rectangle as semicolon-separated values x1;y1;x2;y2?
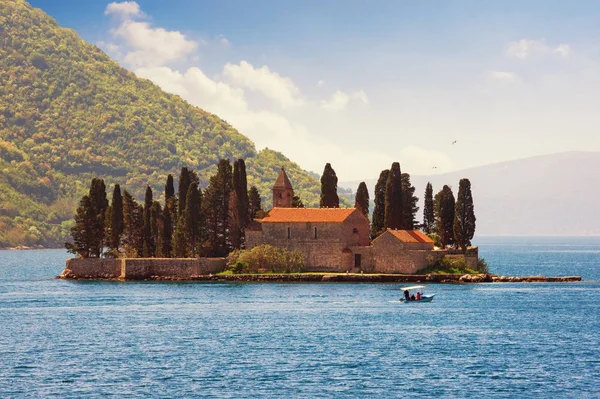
0;237;599;398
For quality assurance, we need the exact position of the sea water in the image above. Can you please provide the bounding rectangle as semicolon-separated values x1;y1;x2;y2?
0;237;598;398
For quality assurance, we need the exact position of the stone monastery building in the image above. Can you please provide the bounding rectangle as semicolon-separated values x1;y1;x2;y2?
245;168;447;273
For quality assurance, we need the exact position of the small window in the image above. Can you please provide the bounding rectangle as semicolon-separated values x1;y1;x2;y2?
314;227;318;239
354;254;362;267
353;228;358;234
287;227;291;239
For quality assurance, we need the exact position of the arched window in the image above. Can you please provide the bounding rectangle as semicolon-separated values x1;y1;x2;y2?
287;227;291;239
353;228;358;234
314;227;318;239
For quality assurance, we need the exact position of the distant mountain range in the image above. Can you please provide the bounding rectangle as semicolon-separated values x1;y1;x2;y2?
340;151;600;236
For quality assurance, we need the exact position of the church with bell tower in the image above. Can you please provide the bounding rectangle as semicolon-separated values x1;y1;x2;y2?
272;167;294;208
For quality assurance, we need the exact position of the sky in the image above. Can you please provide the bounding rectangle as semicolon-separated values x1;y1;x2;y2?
29;0;600;181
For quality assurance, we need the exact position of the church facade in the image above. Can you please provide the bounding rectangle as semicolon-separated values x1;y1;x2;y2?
245;168;446;273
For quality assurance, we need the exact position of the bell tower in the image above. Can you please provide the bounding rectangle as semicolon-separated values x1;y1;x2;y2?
272;167;294;208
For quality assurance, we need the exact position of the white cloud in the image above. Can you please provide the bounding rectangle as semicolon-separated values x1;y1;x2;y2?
104;1;142;18
111;20;197;68
506;39;570;59
553;44;570;57
321;90;368;111
488;70;517;83
216;34;229;45
317;80;325;88
222;61;303;108
399;145;453;175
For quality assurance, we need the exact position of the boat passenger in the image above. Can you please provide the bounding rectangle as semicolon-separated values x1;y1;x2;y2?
416;292;421;300
404;290;410;301
410;294;416;301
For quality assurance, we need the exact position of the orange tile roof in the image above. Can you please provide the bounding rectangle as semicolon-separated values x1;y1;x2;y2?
387;229;434;243
261;207;359;223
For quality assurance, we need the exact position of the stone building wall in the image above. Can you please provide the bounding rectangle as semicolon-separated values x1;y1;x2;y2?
371;233;445;273
63;258;122;279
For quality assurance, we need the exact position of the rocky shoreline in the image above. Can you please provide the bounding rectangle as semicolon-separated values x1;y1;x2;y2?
58;272;582;283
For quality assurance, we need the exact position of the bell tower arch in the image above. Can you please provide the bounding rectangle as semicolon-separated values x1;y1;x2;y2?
272;167;294;208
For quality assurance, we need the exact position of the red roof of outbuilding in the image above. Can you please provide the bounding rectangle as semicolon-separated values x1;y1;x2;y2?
386;229;434;243
261;207;359;223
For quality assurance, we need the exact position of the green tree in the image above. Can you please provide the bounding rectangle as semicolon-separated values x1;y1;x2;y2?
150;201;163;257
204;159;233;256
319;163;339;208
423;182;435;234
371;169;389;237
184;182;203;257
65;195;94;257
142;186;155;257
248;186;262;219
177;167;198;219
437;185;456;247
355;182;370;219
231;159;249;248
88;178;108;257
292;195;304;208
122;190;144;257
109;184;124;252
453;178;476;252
401;173;419;229
161;205;173;258
172;215;189;257
384;162;403;230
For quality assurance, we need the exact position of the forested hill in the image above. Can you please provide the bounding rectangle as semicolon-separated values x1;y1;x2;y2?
0;0;322;248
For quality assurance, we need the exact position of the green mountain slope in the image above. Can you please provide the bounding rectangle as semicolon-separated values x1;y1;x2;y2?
0;0;326;248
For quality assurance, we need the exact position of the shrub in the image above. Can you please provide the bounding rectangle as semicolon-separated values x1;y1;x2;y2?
226;244;304;273
476;257;490;273
427;232;442;248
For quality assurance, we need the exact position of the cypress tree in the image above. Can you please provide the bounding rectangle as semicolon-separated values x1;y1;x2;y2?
65;195;94;258
87;178;108;257
401;173;419;230
109;184;124;252
172;215;189;257
371;169;389;237
164;174;176;245
229;191;242;250
203;159;233;257
319;163;339;208
423;182;435;234
151;201;163;257
248;186;262;219
232;159;249;248
165;174;175;202
292;195;304;208
384;162;403;230
453;178;476;252
122;190;144;257
142;186;155;257
178;167;191;219
437;185;456;248
161;206;173;258
355;182;370;219
184;182;203;257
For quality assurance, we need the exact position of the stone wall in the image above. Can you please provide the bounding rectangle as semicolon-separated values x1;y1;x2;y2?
61;257;226;280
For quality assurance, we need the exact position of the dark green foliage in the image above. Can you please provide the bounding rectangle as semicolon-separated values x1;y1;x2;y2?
87;178;108;257
231;159;249;248
0;1;325;247
142;186;155;257
172;215;189;258
292;195;304;208
161;205;173;257
183;182;203;257
204;159;233;257
423;182;435;234
122;190;143;257
384;162;403;230
165;174;175;201
65;195;94;257
177;167;191;220
109;184;123;251
453;178;476;252
248;186;262;219
355;182;369;219
150;201;162;257
371;169;389;237
319;163;339;208
401;173;419;230
436;185;456;247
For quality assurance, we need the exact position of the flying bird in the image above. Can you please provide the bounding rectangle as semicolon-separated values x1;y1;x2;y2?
452;140;457;145
432;166;438;169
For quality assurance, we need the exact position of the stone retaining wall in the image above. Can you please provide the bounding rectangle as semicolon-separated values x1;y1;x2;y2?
61;257;226;280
